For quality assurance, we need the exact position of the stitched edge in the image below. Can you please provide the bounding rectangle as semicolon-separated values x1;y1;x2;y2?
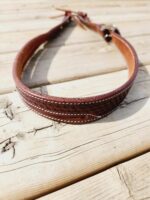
27;103;117;124
17;84;131;105
14;22;137;106
28;106;97;124
23;97;102;117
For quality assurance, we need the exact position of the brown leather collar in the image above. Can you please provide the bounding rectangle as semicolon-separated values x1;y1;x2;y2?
13;9;139;124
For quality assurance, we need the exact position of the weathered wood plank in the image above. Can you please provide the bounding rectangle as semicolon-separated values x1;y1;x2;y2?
1;0;150;94
22;33;150;87
2;11;150;23
2;18;150;53
39;152;150;200
2;3;150;23
1;31;150;94
0;1;150;199
1;1;150;12
2;14;150;33
1;0;149;4
41;68;128;97
0;65;149;199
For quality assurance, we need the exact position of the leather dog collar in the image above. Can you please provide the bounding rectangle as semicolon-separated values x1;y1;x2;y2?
13;9;139;124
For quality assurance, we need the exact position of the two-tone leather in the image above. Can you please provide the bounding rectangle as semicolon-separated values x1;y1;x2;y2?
13;10;139;124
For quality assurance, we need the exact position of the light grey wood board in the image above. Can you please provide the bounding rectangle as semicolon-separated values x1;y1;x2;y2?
0;65;149;199
39;152;150;200
0;31;150;94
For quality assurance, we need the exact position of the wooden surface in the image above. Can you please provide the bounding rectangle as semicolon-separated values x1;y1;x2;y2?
0;0;150;199
39;152;150;200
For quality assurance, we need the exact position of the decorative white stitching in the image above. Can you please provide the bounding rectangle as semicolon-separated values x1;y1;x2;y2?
27;103;117;124
28;106;97;124
24;97;101;117
17;84;131;105
16;27;137;106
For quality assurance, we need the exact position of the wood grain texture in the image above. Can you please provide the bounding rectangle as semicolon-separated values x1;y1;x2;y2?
1;31;150;94
0;65;150;199
1;1;150;93
39;152;150;200
0;0;150;199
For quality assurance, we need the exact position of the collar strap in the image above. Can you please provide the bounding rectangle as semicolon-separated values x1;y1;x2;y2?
13;10;139;124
